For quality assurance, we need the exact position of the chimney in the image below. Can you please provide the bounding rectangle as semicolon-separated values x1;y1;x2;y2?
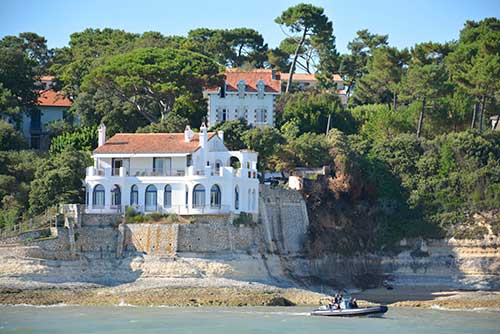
98;124;106;147
199;122;207;148
184;125;194;142
217;130;224;143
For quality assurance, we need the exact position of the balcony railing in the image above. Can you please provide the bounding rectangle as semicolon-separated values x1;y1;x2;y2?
86;166;258;179
128;168;186;177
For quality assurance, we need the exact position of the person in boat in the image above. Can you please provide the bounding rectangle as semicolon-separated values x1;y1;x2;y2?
349;298;359;309
333;294;341;309
327;297;334;310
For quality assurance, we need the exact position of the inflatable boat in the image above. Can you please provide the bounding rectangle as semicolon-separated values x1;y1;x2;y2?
310;305;388;317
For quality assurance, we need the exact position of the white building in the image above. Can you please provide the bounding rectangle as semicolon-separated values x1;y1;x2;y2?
84;124;259;216
203;69;281;127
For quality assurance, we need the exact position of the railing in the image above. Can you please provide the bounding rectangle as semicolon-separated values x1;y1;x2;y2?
128;168;186;177
87;166;258;179
0;205;59;239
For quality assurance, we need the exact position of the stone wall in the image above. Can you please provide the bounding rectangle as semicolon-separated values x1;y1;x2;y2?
75;226;119;256
259;185;309;255
0;228;52;246
82;214;122;227
121;223;178;256
177;222;259;253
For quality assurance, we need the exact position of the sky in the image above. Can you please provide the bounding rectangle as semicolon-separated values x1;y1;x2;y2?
1;0;499;54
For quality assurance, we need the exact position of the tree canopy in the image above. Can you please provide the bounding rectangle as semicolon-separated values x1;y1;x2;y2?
80;47;221;125
275;3;339;92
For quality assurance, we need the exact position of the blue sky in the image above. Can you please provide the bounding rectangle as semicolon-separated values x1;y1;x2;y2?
1;0;499;54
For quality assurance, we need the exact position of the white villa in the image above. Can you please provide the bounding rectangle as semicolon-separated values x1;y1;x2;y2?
203;69;281;127
84;124;259;215
203;69;349;129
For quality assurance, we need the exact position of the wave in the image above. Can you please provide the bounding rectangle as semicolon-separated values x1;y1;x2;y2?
0;303;76;308
430;304;500;313
116;299;137;307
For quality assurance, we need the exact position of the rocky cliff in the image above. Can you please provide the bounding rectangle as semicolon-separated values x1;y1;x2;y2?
0;186;499;291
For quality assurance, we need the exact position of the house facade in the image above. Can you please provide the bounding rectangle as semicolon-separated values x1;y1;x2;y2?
21;76;73;150
84;124;259;216
203;69;281;127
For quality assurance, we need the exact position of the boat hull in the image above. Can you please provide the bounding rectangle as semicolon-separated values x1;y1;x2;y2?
310;305;388;317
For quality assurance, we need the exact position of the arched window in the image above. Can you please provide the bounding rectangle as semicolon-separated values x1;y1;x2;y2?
93;184;105;208
164;184;172;208
111;185;121;206
229;156;241;169
145;185;157;212
193;184;205;208
130;185;138;206
210;185;221;208
235;186;239;210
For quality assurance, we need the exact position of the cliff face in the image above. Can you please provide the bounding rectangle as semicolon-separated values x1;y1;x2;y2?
0;186;499;291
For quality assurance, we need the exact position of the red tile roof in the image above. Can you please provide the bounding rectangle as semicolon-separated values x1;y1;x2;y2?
36;89;72;107
204;69;281;93
93;132;217;154
280;73;343;82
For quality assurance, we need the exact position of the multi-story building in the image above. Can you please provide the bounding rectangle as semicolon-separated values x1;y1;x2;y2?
21;76;73;150
203;69;281;127
203;69;348;129
84;123;259;216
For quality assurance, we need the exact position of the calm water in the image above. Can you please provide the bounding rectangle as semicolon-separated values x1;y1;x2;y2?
0;305;499;334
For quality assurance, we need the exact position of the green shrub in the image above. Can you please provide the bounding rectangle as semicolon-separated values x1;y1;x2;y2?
146;212;163;222
453;224;488;240
233;212;255;226
489;219;500;236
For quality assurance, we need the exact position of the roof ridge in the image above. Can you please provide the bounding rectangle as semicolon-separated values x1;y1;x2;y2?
114;132;216;135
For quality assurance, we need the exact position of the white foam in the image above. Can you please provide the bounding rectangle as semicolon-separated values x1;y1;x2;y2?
430;304;500;313
0;303;75;308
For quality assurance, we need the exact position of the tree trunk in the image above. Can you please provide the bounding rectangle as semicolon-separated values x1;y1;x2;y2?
392;92;397;110
471;103;478;130
346;80;355;95
493;114;500;131
416;96;426;138
286;28;308;93
479;95;486;132
326;113;331;135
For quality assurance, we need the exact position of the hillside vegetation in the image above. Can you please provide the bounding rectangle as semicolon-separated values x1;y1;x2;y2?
0;5;498;246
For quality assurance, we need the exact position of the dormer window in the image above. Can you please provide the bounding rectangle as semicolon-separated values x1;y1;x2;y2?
256;80;265;99
237;80;246;98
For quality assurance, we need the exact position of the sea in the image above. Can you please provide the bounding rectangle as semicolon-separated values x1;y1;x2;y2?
0;305;499;334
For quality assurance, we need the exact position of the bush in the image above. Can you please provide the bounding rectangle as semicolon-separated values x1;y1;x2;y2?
49;125;97;155
0;120;26;151
233;212;255;226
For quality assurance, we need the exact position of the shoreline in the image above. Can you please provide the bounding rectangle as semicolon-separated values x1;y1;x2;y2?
1;279;500;310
